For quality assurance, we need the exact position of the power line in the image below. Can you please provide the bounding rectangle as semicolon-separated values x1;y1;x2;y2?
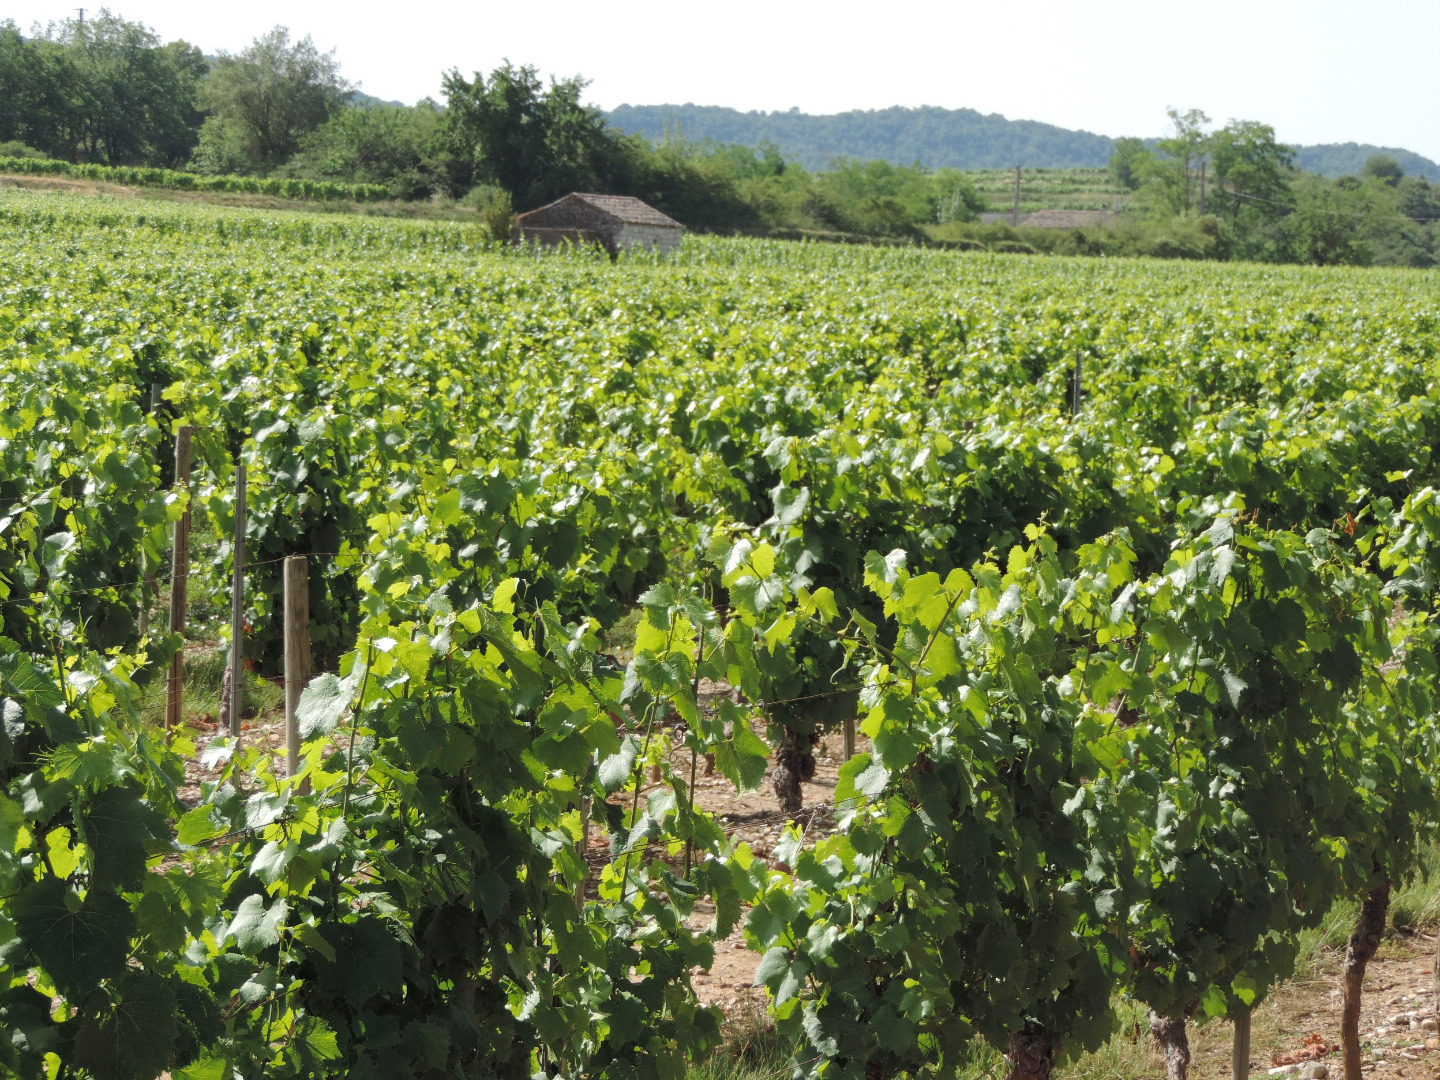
1229;189;1440;224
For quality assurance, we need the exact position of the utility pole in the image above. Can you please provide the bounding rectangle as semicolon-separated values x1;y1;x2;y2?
1011;164;1021;226
1200;160;1207;215
75;7;85;23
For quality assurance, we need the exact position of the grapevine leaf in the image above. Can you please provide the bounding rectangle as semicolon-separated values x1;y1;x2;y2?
73;972;179;1080
1217;669;1248;710
226;894;288;954
297;672;358;738
314;917;404;1006
77;785;169;890
599;735;640;793
753;946;792;988
769;485;810;528
713;722;769;792
11;878;134;998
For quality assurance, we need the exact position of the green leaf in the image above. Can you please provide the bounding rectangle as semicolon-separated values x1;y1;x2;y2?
1217;669;1248;709
713;717;770;792
294;922;337;962
172;1059;230;1080
753;946;792;988
226;894;289;954
314;917;403;1006
176;806;222;846
77;784;168;891
74;972;179;1080
296;672;357;738
770;485;810;527
599;734;640;792
0;793;22;852
634;652;690;697
251;840;296;886
11;878;134;998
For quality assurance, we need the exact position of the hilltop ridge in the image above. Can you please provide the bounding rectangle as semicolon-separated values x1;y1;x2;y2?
604;103;1439;178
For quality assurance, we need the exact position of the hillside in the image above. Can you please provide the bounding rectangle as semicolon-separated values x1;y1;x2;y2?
603;104;1114;170
605;104;1440;178
1293;143;1440;179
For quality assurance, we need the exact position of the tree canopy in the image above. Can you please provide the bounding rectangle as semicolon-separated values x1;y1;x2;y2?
0;13;204;166
196;27;348;174
441;62;625;210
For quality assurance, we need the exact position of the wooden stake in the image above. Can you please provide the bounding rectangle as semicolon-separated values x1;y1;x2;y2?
1073;354;1083;415
137;383;162;643
1012;163;1021;227
576;794;590;917
228;461;246;738
164;426;193;732
283;555;310;787
136;549;149;641
1231;1003;1251;1080
842;717;856;761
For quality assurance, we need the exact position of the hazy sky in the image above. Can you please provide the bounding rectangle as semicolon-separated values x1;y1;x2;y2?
10;0;1440;160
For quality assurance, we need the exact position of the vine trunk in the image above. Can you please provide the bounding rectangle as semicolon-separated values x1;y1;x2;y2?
1342;881;1391;1080
1005;1022;1055;1080
1148;1010;1192;1080
771;728;816;814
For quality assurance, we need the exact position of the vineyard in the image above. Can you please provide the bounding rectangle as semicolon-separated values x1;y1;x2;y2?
0;157;393;204
3;188;1440;1080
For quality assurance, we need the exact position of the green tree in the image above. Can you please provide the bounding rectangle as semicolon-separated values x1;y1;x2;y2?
441;62;622;210
0;22;71;157
284;100;452;198
1140;108;1211;215
196;26;348;174
0;14;204;166
1396;176;1440;223
1107;135;1151;191
1362;154;1404;186
1206;120;1294;260
1282;173;1375;265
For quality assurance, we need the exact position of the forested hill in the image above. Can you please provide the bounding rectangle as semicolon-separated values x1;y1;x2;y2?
603;104;1114;170
605;104;1440;178
1293;143;1439;179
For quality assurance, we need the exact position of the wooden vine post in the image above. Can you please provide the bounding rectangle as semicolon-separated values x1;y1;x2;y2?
1231;1005;1251;1080
138;382;164;641
164;425;193;731
842;717;856;761
283;555;310;789
227;461;246;738
576;795;589;917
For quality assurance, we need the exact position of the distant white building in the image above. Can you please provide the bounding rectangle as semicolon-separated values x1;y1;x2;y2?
513;193;684;256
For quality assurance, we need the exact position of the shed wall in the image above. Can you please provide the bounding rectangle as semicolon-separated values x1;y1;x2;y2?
515;226;608;251
616;223;683;255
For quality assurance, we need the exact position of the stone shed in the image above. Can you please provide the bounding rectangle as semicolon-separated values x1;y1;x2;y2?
513;193;684;256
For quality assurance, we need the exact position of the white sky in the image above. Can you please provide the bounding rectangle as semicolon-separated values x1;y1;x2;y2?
10;0;1440;161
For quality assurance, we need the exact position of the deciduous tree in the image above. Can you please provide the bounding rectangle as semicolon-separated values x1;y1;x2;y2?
197;26;348;174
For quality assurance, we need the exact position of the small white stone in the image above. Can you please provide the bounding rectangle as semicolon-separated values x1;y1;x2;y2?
1422;1017;1438;1032
1300;1064;1329;1080
1268;1067;1299;1077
